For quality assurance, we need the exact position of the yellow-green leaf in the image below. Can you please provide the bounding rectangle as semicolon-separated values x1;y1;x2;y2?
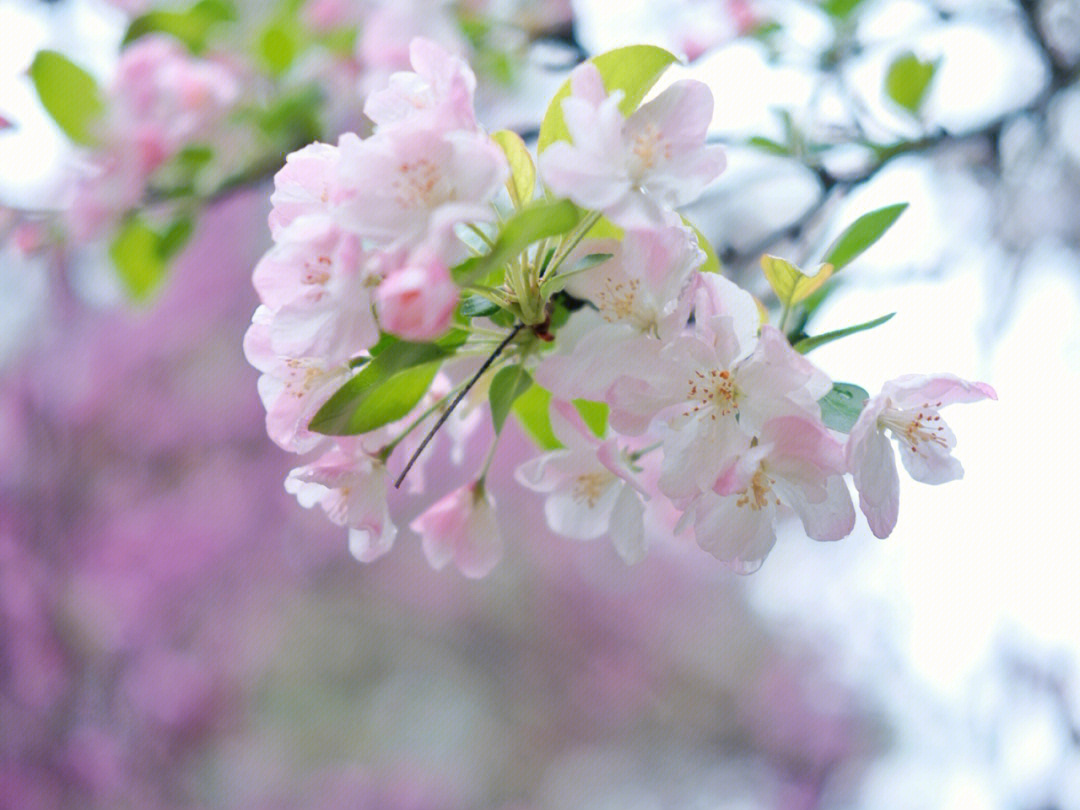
513;384;560;449
30;51;104;146
760;255;834;308
885;52;938;116
492;129;535;208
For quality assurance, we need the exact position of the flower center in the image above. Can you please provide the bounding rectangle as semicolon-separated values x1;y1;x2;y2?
628;123;671;176
735;467;778;511
573;472;609;507
595;275;642;324
392;158;446;207
684;368;738;420
878;401;948;455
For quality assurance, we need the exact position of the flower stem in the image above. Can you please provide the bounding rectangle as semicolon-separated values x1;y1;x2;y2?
394;324;524;489
545;210;602;278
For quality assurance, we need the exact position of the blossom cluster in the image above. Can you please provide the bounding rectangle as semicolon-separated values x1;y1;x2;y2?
246;38;995;577
69;34;239;240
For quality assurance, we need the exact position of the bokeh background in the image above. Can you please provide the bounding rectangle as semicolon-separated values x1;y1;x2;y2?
1;0;1078;807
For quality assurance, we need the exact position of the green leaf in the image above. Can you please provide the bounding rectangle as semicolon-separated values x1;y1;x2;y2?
255;85;323;144
461;295;501;318
794;312;894;354
492;129;535;208
761;255;834;308
821;203;908;271
123;0;236;51
29;51;104;146
748;135;790;155
823;0;869;19
573;399;609;437
885;52;938;116
158;217;195;260
489;365;533;434
539;252;612;296
453;199;580;284
110;218;167;301
258;22;301;74
513;384;560;449
310;339;456;435
537;44;680;153
819;383;870;433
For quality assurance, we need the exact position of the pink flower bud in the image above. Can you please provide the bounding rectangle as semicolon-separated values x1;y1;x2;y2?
375;250;458;341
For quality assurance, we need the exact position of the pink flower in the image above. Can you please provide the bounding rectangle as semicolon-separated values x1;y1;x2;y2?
374;249;459;341
515;401;648;563
539;62;726;226
410;482;502;578
690;415;855;571
534;223;703;402
333;126;506;247
285;439;397;562
109;35;237;155
268;142;342;239
364;38;479;134
243;306;352;453
846;374;997;538
253;216;379;363
356;2;467;79
607;322;830;501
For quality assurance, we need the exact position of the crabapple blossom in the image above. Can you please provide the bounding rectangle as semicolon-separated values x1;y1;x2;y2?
243;306;353;453
69;35;239;239
267;142;343;239
375;248;460;340
333;125;507;247
539;61;727;226
689;415;855;571
410;482;503;578
535;223;703;401
608;319;829;501
364;37;480;134
846;374;997;538
238;37;994;576
515;400;648;563
285;438;398;562
253;216;379;363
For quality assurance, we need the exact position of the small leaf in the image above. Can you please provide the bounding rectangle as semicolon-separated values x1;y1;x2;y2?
489;365;533;434
259;22;301;74
158;217;194;260
453;199;580;284
573;399;609;437
823;0;869;18
761;255;833;308
110;218;167;301
821;203;908;272
29;51;104;146
539;252;612;296
885;52;938;116
123;0;236;51
819;383;870;433
794;312;894;354
492;129;535;208
748;135;790;155
538;44;680;152
310;339;457;435
461;295;501;318
513;384;560;449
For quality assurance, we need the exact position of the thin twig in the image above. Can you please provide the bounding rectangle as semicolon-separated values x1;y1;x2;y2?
393;324;523;488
